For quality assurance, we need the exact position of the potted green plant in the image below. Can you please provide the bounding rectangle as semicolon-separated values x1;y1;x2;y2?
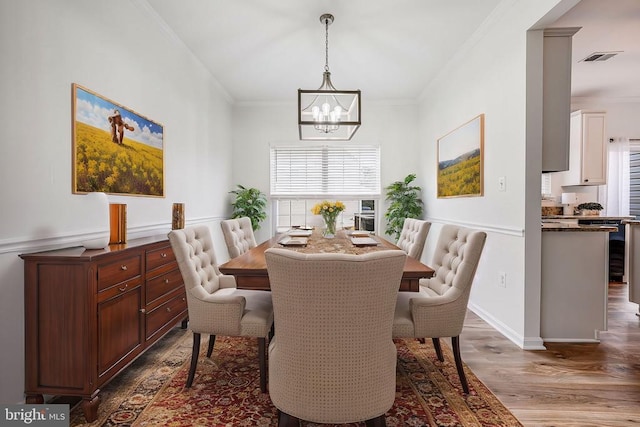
576;202;604;216
229;185;267;231
384;173;424;241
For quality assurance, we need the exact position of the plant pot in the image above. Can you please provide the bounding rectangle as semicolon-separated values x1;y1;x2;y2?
579;209;600;216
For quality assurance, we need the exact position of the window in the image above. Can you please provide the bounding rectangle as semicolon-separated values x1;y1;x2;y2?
270;144;380;196
270;144;381;232
541;173;551;197
629;143;640;217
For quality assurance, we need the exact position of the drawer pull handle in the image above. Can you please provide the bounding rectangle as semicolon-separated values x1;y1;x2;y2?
161;253;167;258
166;307;172;312
121;265;128;271
164;279;170;284
140;308;146;314
119;284;128;292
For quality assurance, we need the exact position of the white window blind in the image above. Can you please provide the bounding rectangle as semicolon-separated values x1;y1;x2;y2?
270;144;380;197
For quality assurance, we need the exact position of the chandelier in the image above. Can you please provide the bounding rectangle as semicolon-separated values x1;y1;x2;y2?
298;14;361;141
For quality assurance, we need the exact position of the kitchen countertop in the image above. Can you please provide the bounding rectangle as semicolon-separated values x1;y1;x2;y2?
541;222;618;232
542;215;634;220
622;219;640;225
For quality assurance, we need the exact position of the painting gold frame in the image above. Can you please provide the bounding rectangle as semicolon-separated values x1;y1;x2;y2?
437;114;484;198
72;83;164;197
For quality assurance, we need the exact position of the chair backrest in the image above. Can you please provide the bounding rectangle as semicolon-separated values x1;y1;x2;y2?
220;217;257;258
265;248;407;424
423;224;486;300
396;218;431;259
168;225;225;301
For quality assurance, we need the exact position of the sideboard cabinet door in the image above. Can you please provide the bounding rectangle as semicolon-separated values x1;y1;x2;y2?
23;261;95;395
97;282;144;383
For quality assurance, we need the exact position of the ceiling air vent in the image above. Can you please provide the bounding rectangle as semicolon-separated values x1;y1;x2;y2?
580;51;621;62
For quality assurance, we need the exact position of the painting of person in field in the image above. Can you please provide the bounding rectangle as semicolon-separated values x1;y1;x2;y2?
108;109;135;145
72;84;164;196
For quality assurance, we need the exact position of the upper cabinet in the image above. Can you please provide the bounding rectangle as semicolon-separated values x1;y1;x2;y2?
559;110;608;186
542;27;581;173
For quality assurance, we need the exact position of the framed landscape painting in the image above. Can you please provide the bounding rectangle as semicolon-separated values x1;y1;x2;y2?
72;83;164;197
437;114;484;198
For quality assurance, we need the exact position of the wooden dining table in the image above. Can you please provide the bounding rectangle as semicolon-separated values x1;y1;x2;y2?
219;229;434;292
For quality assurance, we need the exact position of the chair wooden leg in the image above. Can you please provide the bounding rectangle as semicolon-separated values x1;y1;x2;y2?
186;332;201;388
451;336;469;394
258;337;267;393
432;337;444;362
206;334;216;357
277;410;300;426
365;415;387;426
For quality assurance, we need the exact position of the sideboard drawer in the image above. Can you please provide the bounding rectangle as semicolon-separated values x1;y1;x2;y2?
97;255;142;291
146;268;183;305
146;245;175;272
146;292;187;340
97;279;142;303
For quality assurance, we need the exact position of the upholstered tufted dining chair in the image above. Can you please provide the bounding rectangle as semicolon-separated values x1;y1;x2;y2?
395;218;431;260
393;224;486;393
220;217;257;259
168;225;273;392
265;248;407;427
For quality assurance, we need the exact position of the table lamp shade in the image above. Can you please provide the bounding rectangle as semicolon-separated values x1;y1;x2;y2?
81;192;110;249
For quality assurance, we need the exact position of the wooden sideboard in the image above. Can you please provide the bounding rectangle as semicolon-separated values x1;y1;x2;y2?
20;235;188;422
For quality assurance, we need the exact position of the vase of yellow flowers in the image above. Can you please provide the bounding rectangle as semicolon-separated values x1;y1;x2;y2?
311;200;345;238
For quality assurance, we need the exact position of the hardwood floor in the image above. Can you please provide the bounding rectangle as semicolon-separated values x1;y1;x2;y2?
458;282;640;426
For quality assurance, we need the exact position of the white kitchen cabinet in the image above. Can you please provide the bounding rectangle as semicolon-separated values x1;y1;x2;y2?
559;110;607;186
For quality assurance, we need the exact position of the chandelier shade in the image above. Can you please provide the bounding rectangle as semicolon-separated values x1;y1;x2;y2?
298;14;361;141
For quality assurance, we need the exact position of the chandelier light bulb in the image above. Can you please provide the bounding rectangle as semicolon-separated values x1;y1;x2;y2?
333;105;342;120
322;102;331;117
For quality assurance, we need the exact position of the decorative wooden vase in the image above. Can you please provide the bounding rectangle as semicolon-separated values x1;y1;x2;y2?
172;203;185;229
109;203;127;244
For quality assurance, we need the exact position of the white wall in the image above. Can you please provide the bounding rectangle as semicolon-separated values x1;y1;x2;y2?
0;0;233;403
416;0;575;348
232;100;420;243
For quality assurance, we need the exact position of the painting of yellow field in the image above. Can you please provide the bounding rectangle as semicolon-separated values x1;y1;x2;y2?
437;114;484;198
72;84;164;196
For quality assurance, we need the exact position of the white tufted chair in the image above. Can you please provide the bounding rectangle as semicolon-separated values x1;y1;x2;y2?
265;248;407;427
395;218;431;259
168;225;273;392
220;217;257;259
393;224;486;393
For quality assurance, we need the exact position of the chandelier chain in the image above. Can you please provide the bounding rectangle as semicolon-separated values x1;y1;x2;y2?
324;17;330;72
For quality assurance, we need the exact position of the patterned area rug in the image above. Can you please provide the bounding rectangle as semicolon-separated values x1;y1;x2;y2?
70;327;522;426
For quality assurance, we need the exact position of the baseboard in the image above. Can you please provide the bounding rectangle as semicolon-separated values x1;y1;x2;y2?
468;301;546;350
